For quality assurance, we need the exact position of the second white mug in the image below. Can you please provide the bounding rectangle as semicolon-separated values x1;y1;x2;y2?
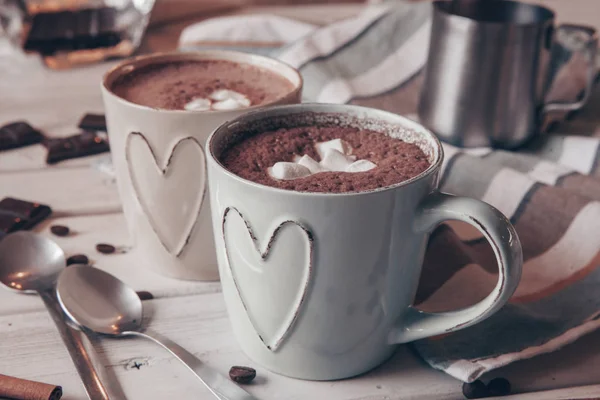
101;51;302;280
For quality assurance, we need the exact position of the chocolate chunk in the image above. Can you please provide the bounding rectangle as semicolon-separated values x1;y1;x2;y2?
73;9;94;49
78;114;106;132
136;291;154;301
45;131;109;164
229;366;256;384
96;243;115;254
50;225;70;237
487;378;511;396
0;122;44;151
462;380;488;399
67;254;89;266
0;212;27;239
0;197;52;232
24;7;122;55
98;7;118;34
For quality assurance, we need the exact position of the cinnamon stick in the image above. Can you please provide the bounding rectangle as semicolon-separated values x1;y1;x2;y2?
0;374;62;400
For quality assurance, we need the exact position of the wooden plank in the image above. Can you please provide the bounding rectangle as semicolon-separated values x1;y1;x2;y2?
0;61;112;138
0;59;116;172
0;213;221;316
0;145;111;172
0;167;120;216
2;291;600;400
0;292;460;400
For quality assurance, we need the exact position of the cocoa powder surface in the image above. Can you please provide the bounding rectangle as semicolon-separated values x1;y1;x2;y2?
220;126;431;193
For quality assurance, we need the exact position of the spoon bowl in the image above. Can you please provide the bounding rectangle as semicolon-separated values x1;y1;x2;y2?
0;231;65;293
57;265;142;335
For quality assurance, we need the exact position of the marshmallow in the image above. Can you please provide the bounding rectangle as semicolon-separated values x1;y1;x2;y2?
269;162;312;180
320;149;355;172
315;139;352;160
211;98;247;111
266;137;377;181
297;155;326;174
346;159;377;173
184;97;211;111
210;89;248;102
209;89;251;110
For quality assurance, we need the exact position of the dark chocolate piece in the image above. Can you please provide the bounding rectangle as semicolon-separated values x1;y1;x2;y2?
73;9;94;50
136;291;154;301
0;197;52;232
487;378;511;396
45;131;109;164
67;254;89;266
96;243;116;254
462;380;488;399
24;7;122;55
228;366;256;384
0;212;27;239
78;114;106;132
50;225;70;237
0;122;44;151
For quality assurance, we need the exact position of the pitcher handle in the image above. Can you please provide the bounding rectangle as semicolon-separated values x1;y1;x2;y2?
543;24;598;114
389;192;522;344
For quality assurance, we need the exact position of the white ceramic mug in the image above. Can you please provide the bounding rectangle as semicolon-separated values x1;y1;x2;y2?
101;51;302;280
207;104;522;380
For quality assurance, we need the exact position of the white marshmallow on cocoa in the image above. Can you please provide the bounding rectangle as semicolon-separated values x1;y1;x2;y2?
315;139;352;160
346;159;377;173
184;97;211;111
320;149;355;172
209;89;251;110
268;162;312;180
297;155;326;174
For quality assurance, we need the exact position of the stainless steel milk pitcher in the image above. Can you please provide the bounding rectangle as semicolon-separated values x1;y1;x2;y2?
418;0;598;148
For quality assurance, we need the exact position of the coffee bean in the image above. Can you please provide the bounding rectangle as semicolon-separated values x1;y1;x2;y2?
229;366;256;384
462;380;488;399
50;224;70;236
67;254;89;266
487;377;511;396
96;243;115;254
136;291;154;301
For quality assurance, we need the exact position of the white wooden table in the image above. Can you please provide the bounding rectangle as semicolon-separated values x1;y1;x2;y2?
2;2;600;399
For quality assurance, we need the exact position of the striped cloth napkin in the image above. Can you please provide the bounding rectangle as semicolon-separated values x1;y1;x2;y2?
179;1;600;383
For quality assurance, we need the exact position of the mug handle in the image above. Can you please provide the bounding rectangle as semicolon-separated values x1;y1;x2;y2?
389;192;522;344
543;24;598;114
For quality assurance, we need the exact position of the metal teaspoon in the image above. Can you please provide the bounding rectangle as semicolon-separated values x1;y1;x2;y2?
0;232;110;400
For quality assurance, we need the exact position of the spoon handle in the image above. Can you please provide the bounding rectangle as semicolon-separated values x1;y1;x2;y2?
39;289;111;400
129;329;257;400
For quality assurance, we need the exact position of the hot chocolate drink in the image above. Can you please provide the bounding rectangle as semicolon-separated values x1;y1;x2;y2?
111;59;296;111
220;125;431;193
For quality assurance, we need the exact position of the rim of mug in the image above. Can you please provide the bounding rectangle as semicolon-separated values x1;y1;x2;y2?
101;50;303;114
433;0;555;26
207;103;444;198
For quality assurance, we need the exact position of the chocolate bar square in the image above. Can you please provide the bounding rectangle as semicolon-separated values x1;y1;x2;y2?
0;197;52;236
45;131;110;164
0;212;27;236
78;114;107;132
0;122;44;151
24;7;122;55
